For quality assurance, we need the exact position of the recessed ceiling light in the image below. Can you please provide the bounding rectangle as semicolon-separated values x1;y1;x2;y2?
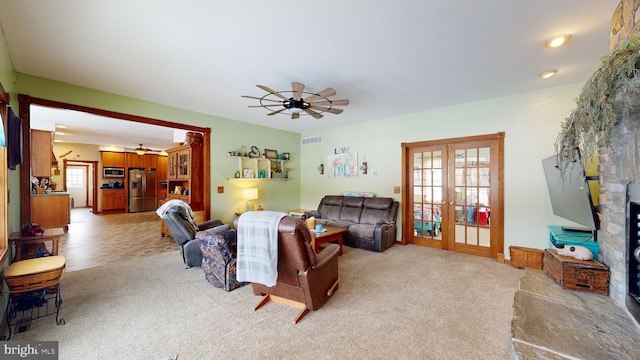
55;124;67;128
539;70;558;79
544;34;572;48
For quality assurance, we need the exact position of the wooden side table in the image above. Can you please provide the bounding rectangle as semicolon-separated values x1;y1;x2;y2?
9;229;63;262
311;226;345;256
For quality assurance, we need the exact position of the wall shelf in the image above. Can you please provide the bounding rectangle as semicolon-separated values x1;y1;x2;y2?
227;155;289;181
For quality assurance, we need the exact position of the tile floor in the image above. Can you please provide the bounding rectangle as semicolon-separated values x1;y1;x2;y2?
59;207;179;272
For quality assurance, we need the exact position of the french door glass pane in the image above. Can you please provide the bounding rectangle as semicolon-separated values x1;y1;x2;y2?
413;150;442;239
453;146;491;247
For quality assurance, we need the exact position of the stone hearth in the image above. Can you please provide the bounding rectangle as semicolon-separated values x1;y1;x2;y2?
509;270;640;359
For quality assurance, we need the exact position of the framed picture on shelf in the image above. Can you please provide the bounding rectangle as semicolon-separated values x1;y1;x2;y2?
265;149;278;159
243;169;254;178
282;152;290;160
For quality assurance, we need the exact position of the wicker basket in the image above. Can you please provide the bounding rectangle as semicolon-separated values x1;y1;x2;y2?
509;246;544;269
4;256;66;293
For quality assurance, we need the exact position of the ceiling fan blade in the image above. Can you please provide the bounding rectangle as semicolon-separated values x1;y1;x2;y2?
309;105;343;114
256;85;288;100
292;82;305;100
304;87;337;102
308;99;350;107
267;108;288;116
291;112;300;120
242;95;284;103
303;108;323;119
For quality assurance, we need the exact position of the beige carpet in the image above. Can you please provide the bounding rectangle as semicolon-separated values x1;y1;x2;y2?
6;244;524;359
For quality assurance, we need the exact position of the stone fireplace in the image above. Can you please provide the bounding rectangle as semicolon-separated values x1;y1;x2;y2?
598;114;640;324
595;0;640;325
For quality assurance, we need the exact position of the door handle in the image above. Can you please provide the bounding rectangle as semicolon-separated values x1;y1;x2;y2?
441;201;447;205
449;201;455;205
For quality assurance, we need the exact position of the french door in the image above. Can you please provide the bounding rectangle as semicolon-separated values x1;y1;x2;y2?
402;133;504;258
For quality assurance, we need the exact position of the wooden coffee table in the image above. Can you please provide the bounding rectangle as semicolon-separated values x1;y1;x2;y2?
311;226;346;255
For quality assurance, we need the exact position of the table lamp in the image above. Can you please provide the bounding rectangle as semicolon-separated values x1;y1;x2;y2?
242;188;258;211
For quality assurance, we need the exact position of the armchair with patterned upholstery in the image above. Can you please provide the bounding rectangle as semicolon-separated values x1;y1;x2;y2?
196;227;247;291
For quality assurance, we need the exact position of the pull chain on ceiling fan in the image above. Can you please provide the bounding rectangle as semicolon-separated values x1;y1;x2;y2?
242;82;349;120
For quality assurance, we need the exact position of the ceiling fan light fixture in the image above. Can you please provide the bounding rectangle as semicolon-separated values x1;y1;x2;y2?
135;149;146;155
290;107;303;113
539;69;558;79
544;34;572;48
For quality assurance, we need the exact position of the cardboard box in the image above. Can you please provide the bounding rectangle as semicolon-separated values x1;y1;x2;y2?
543;249;609;295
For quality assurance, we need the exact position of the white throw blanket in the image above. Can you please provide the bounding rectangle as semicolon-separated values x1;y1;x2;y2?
236;211;287;287
156;199;197;229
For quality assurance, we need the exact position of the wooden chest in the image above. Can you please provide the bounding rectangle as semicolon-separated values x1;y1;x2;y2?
543;249;609;295
509;246;544;269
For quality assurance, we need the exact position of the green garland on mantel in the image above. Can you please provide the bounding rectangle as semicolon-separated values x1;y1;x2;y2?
554;34;640;177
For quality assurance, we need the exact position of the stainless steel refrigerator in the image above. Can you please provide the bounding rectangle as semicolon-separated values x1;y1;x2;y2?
129;168;157;213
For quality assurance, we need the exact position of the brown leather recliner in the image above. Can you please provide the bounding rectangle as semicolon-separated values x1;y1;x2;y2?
237;215;340;323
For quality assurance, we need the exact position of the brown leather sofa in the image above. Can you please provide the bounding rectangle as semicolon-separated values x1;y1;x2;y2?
305;195;399;252
243;216;340;323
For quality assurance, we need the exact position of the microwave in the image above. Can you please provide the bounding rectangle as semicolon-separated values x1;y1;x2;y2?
103;167;125;178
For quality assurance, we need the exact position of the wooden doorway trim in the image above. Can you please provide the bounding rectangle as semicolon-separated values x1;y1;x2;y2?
17;94;212;225
63;159;99;213
401;132;504;258
0;81;10;266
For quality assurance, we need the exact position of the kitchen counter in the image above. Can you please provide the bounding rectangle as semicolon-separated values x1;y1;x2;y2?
31;191;70;196
31;193;70;232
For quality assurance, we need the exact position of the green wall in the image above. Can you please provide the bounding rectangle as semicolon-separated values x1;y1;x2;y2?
299;81;586;253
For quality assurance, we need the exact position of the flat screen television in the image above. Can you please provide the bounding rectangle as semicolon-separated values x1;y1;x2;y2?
541;155;599;235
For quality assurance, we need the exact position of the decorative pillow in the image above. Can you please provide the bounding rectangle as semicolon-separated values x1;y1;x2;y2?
556;245;593;261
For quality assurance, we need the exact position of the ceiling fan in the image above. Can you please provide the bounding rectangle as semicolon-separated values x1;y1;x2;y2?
127;144;161;155
242;82;349;120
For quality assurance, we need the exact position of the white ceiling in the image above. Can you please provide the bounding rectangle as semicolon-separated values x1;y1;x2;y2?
0;0;620;149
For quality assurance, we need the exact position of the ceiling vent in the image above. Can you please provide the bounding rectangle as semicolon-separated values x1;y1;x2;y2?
301;136;322;145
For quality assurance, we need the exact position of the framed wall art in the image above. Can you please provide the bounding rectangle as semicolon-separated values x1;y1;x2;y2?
264;149;277;159
327;152;358;178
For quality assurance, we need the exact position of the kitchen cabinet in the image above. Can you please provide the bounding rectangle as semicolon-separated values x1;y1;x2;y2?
142;154;157;169
101;189;126;213
101;151;125;168
126;153;157;169
31;193;70;232
167;151;177;178
126;152;142;169
157;156;168;201
31;129;53;177
166;143;203;211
